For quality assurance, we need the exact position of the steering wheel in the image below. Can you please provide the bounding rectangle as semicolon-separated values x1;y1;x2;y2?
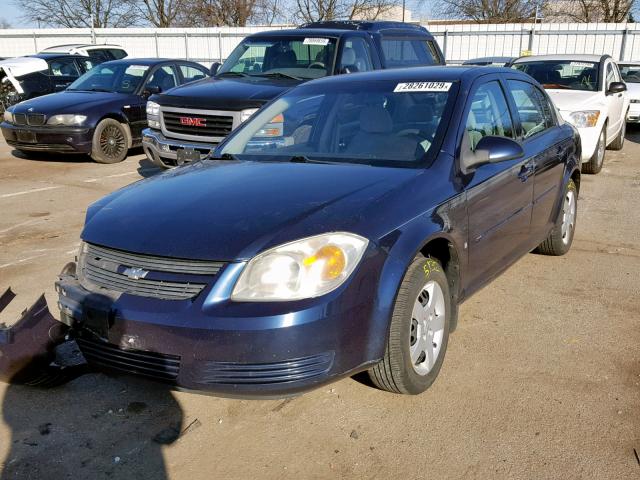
307;62;326;70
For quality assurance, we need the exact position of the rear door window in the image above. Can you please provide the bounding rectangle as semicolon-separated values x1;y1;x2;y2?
380;38;440;68
48;58;81;77
507;80;555;139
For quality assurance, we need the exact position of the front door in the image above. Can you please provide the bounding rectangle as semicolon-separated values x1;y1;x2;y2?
604;60;624;139
462;78;535;293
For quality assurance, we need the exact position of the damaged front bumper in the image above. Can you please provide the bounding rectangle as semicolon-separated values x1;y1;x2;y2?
0;288;70;384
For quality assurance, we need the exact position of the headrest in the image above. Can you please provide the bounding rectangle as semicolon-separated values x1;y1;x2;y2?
360;106;393;134
341;48;356;66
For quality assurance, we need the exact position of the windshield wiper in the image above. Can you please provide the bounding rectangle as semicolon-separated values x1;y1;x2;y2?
253;72;302;81
68;88;112;92
216;71;249;77
209;153;238;161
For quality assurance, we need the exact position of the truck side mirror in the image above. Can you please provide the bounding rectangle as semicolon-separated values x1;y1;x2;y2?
210;62;221;76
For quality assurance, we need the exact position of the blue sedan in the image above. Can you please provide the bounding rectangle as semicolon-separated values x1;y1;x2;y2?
55;66;581;396
1;58;210;163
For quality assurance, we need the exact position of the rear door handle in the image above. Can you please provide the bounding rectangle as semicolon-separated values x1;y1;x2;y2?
518;163;535;182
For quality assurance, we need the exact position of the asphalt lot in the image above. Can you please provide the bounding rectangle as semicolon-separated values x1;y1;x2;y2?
0;134;638;479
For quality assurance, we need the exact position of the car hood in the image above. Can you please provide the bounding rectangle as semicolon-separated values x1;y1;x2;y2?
0;57;49;94
152;76;302;110
11;90;137;114
545;89;605;113
82;160;421;261
626;82;640;100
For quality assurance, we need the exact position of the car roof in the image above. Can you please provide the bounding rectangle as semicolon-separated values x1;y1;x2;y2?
513;54;608;63
296;65;523;87
29;53;90;60
463;56;514;64
250;21;433;39
97;58;181;66
618;61;640;66
41;44;125;51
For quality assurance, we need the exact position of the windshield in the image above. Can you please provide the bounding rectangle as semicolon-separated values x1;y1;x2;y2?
513;60;599;91
217;36;337;80
218;79;456;168
619;64;640;83
67;63;149;93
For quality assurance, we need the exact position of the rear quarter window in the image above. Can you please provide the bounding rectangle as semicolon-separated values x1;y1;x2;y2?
380;38;441;68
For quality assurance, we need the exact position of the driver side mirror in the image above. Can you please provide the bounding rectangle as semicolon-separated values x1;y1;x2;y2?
210;62;221;76
461;135;524;174
607;81;626;94
142;85;161;98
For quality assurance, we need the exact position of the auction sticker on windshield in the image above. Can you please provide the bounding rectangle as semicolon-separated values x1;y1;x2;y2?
303;38;330;46
125;65;150;77
394;82;452;93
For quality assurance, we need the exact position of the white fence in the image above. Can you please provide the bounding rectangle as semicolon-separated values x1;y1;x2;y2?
0;22;639;64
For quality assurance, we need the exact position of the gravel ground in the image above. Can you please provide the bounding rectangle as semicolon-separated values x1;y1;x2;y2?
0;132;638;480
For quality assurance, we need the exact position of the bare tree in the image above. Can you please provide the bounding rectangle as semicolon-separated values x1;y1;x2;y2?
544;0;634;22
14;0;138;28
0;18;11;29
295;0;398;22
178;0;267;26
126;0;185;27
435;0;540;22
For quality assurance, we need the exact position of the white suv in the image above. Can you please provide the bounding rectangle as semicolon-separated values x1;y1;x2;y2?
39;44;128;63
512;54;629;174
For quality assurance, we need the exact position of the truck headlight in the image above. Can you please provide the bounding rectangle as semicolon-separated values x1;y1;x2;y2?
3;110;13;123
240;108;258;123
46;114;87;126
568;110;600;128
231;232;368;301
255;113;284;137
146;101;160;116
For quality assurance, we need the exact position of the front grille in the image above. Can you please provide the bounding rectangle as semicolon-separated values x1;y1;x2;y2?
163;111;234;138
27;113;45;125
13;113;26;125
77;337;180;381
80;243;225;300
193;352;335;385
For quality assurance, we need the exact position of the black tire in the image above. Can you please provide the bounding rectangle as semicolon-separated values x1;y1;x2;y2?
535;179;578;256
581;126;605;174
91;118;129;164
608;118;626;151
368;255;451;394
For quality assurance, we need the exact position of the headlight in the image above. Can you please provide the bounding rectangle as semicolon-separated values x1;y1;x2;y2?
3;110;13;123
146;101;160;116
46;114;87;126
240;108;258;123
568;110;600;128
231;232;369;301
255;113;284;137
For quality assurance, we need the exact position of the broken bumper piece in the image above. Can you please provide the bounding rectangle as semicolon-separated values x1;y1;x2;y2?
0;288;73;384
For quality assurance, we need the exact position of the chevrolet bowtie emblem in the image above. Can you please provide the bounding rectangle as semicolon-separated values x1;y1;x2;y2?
122;267;149;280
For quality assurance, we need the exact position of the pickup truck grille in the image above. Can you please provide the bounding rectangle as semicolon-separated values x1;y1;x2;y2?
79;243;225;300
163;111;234;138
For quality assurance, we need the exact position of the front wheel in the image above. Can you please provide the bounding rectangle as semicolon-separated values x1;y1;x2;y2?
91;119;129;164
368;256;451;394
535;179;578;256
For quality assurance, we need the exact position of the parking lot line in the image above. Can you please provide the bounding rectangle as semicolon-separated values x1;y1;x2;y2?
84;171;139;183
0;186;61;199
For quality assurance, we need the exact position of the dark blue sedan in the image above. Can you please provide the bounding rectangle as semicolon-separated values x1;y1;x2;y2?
1;58;209;163
56;66;581;396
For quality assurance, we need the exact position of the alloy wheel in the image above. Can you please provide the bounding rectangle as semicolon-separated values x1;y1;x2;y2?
99;125;126;160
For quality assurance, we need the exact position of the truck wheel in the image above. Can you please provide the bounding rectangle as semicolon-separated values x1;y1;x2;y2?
368;255;451;394
608;118;626;151
91;119;129;164
535;179;578;256
582;126;605;174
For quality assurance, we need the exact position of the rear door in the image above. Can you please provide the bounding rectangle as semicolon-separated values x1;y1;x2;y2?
504;77;569;242
462;76;534;293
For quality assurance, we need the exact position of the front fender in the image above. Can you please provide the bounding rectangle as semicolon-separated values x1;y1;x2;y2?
364;193;467;360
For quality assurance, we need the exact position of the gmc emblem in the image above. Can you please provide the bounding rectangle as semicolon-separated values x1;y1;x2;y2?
180;117;206;127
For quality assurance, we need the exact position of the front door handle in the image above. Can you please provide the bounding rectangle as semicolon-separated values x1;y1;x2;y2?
518;163;535;182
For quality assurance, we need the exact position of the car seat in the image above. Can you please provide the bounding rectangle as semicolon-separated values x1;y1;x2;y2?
339;48;358;73
272;50;298;69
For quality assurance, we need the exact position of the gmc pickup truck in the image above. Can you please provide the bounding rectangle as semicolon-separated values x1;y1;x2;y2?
142;20;445;168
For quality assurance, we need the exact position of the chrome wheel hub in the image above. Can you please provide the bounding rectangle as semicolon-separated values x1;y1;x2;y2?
409;280;445;376
561;189;576;245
